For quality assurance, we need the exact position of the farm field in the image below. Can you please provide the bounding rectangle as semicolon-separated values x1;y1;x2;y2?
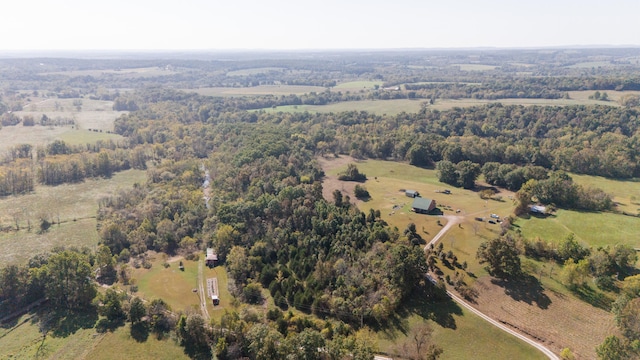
0;312;100;360
186;85;326;97
41;66;178;78
86;324;188;360
450;64;499;71
257;99;425;115
515;209;640;248
0;169;147;265
333;80;383;90
429;96;615;111
15;98;127;131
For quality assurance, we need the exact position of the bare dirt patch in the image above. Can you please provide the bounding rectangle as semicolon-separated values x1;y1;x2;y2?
469;276;617;359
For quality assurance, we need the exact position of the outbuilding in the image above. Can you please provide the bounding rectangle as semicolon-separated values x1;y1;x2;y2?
205;248;218;267
411;197;436;214
405;190;420;198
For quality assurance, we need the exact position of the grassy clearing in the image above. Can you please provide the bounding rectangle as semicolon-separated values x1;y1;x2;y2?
451;64;498;71
515;209;640;248
257;99;425;115
570;172;640;213
333;80;383;90
0;312;99;360
133;257;201;314
567;61;614;69
41;67;178;78
205;265;235;322
16;98;126;132
186;85;326;97
86;324;187;360
378;309;545;360
0;169;147;265
226;67;285;76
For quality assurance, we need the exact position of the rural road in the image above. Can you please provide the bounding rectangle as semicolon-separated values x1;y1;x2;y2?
426;215;559;360
197;260;210;320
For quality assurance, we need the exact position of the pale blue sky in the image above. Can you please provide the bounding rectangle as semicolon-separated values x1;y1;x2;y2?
2;0;639;50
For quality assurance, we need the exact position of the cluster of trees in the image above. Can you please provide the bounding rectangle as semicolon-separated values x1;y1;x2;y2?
337;163;367;182
515;172;613;213
481;162;549;191
436;160;481;189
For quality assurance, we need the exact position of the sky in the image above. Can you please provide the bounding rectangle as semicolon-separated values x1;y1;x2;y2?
2;0;639;50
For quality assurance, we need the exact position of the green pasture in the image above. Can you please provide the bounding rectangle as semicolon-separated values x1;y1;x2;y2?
333;80;383;89
515;209;640;248
257;99;425;115
567;61;614;69
16;98;126;132
204;265;235;322
86;324;187;360
430;97;611;111
0;169;147;265
226;67;285;76
133;257;201;314
378;309;545;360
570;172;640;213
41;67;178;78
187;85;326;97
451;64;498;71
0;312;100;360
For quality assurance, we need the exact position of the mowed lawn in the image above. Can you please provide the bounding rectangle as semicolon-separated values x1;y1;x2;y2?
133;258;201;314
516;209;640;248
0;169;147;265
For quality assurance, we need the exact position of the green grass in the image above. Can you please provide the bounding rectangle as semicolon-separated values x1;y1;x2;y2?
186;85;326;97
86;324;188;360
57;129;123;145
226;67;285;76
567;61;614;69
205;265;235;322
0;313;99;360
515;209;640;248
41;67;178;78
333;80;383;89
134;258;201;314
377;299;544;360
570;172;640;213
0;169;147;265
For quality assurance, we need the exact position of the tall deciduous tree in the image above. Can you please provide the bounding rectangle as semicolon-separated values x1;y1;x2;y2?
476;235;522;279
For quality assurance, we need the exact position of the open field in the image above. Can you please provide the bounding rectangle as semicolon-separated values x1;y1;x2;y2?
257;99;426;115
430;97;615;111
515;209;640;248
570;172;640;214
451;64;499;71
41;67;179;78
378;310;545;360
226;67;285;76
16;98;127;132
0;169;147;265
567;61;614;69
186;85;327;97
133;257;202;314
333;80;383;90
0;312;101;360
86;324;187;360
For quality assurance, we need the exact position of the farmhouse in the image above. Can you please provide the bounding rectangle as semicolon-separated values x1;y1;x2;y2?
411;197;436;214
205;248;218;267
405;189;419;198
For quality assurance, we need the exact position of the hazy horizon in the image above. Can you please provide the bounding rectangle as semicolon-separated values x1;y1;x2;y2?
3;0;639;51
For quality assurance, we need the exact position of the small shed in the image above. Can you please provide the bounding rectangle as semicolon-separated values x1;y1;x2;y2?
530;205;547;215
405;190;420;198
205;248;218;267
212;295;219;306
411;197;436;214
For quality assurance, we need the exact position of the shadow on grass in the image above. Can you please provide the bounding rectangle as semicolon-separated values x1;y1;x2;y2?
570;284;613;310
130;322;150;342
491;274;551;309
374;283;462;340
39;307;99;338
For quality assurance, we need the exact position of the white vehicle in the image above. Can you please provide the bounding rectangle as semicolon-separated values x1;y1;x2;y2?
490;214;499;219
